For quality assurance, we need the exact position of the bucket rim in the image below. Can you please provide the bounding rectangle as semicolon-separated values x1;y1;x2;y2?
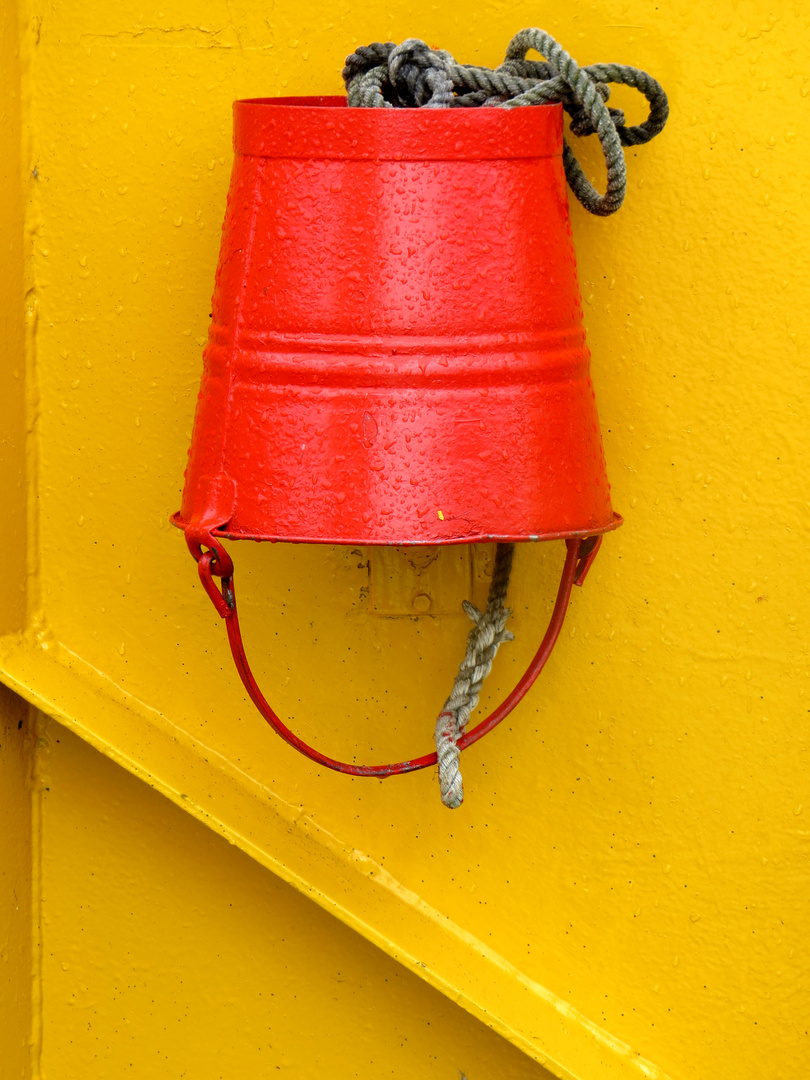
234;94;561;110
232;95;564;161
170;511;623;547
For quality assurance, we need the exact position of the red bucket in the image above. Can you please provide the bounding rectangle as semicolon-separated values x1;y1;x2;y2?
174;96;619;549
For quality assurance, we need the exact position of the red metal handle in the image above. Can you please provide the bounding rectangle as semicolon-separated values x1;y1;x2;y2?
193;537;597;778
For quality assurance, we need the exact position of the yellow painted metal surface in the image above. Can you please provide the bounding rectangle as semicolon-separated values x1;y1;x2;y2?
0;0;27;635
0;688;32;1079
2;1;809;1078
34;717;559;1079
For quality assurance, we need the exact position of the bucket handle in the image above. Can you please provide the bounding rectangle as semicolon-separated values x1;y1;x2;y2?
190;535;598;779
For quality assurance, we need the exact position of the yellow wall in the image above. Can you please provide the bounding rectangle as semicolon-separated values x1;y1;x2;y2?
36;718;557;1079
1;9;32;1069
1;2;809;1079
0;0;27;633
0;688;32;1079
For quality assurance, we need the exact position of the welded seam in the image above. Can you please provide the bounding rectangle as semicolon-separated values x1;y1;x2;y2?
21;0;44;640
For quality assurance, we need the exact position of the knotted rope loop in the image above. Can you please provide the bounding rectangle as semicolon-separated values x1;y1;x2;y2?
483;27;625;216
343;26;669;216
578;62;669;146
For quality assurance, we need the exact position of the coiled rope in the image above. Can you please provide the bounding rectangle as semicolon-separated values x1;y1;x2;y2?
344;27;669;217
343;28;668;807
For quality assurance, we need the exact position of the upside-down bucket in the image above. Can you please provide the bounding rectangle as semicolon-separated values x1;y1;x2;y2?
175;97;619;547
172;96;620;788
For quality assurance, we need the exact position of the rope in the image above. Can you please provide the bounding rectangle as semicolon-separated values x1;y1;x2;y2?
435;543;515;808
343;27;669;216
343;27;667;805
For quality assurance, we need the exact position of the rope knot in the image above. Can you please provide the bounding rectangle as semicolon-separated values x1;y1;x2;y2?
389;39;456;108
566;82;626;138
569;105;626;137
